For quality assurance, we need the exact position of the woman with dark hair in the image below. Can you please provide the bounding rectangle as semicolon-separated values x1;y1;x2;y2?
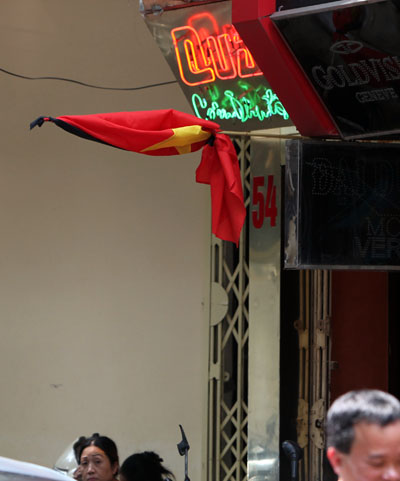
71;436;87;481
75;433;119;481
119;452;174;481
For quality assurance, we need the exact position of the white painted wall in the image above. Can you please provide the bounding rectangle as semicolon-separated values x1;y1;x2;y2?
0;1;210;479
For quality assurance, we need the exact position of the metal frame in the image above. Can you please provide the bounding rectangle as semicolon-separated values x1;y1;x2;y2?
207;135;251;481
296;270;332;481
206;135;332;481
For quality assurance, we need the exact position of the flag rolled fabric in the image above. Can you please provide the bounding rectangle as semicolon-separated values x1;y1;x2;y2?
30;109;245;244
197;134;245;246
30;109;219;155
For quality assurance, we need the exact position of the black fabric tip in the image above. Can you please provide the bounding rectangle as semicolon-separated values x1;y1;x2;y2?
30;116;50;130
52;118;122;150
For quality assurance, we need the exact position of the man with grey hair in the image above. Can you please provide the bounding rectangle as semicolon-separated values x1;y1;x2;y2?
326;389;400;481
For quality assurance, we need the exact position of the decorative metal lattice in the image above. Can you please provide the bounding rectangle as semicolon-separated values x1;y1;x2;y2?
207;135;251;481
296;270;332;481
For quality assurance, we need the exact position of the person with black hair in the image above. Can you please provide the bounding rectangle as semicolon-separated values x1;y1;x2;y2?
119;452;174;481
326;389;400;481
75;434;119;481
72;437;87;481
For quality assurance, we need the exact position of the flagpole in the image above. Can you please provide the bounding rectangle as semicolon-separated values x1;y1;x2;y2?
221;131;400;144
221;130;308;139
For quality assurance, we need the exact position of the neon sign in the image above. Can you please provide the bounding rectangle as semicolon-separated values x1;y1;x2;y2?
144;4;291;129
171;13;263;87
192;84;289;123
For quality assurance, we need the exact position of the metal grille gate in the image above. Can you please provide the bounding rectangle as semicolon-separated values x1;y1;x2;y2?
296;270;332;481
207;135;251;481
206;137;332;481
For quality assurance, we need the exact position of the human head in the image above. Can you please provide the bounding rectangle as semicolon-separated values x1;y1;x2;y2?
119;452;174;481
74;437;88;463
72;437;87;481
326;389;400;481
78;433;119;481
327;390;400;454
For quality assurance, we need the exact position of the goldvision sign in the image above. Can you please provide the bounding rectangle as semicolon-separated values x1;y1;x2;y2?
271;1;400;139
144;1;291;130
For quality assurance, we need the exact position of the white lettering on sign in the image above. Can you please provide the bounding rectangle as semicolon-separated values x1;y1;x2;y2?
311;56;400;91
355;88;398;103
354;216;400;259
306;157;399;199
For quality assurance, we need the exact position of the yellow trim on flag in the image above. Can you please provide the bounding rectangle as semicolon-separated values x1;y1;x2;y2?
140;125;211;154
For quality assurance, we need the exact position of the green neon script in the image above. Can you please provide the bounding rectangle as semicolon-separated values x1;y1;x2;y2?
192;86;289;123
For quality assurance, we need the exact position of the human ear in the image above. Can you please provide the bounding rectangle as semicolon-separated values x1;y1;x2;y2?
326;446;344;476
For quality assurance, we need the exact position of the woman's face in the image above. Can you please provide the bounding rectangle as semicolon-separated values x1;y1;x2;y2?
80;445;118;481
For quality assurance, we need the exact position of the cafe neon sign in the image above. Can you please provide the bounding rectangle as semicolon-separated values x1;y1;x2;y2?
170;12;289;124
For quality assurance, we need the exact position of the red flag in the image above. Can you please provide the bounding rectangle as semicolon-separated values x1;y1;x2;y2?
196;134;245;246
30;109;218;155
30;109;245;244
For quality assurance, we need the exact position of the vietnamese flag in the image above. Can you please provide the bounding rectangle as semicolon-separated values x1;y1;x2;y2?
30;109;246;245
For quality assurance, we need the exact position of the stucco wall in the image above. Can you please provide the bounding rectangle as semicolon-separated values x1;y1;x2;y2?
0;1;210;478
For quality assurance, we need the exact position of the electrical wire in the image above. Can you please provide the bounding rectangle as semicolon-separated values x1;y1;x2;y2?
0;66;178;91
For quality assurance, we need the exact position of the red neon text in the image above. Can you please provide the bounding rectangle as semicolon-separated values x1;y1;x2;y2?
171;13;263;87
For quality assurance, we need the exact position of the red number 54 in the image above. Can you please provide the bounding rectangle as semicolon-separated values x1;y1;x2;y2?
252;175;278;229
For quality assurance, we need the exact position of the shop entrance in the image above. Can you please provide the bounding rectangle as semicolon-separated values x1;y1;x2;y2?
280;269;400;481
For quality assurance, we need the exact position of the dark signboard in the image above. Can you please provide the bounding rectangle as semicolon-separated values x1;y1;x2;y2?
272;0;400;139
284;139;400;269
